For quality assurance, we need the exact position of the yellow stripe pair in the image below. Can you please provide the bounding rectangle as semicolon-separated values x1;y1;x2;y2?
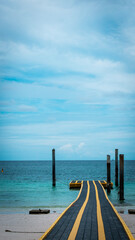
39;181;134;240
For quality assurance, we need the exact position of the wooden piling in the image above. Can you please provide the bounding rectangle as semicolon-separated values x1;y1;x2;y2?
115;149;118;186
119;154;124;200
107;155;111;193
52;149;56;187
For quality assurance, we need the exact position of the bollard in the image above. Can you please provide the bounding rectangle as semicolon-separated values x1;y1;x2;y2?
107;155;111;193
119;154;124;200
52;149;56;187
115;149;118;186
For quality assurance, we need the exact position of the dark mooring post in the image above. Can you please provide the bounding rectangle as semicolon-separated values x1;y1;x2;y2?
52;149;56;187
107;155;111;193
119;154;124;200
115;149;118;186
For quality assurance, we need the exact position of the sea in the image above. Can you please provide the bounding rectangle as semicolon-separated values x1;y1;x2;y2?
0;160;135;214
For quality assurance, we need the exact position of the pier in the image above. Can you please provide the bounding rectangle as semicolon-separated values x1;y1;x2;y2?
39;181;134;240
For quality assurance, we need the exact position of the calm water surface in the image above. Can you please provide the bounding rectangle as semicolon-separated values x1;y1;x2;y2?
0;160;135;214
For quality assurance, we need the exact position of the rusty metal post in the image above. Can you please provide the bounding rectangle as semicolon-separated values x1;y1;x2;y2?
52;149;56;187
119;154;124;200
115;149;118;186
107;155;111;193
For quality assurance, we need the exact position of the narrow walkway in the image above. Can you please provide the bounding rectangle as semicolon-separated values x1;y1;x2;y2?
39;181;134;240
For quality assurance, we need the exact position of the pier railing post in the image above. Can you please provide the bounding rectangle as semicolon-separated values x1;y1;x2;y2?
107;155;111;193
52;149;56;187
119;154;124;200
115;149;118;186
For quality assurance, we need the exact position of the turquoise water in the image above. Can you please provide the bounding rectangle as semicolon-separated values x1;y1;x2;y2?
0;161;135;214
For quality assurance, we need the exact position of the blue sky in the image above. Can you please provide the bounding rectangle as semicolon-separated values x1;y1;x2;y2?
0;0;135;160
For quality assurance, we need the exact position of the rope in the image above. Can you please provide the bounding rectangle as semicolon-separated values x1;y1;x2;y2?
5;229;44;233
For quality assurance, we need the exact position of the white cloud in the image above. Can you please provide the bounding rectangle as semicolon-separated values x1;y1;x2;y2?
18;105;37;112
1;0;135;74
59;142;85;153
59;144;73;152
78;142;85;150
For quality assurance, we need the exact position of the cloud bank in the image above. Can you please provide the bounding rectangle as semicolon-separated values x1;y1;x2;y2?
0;0;135;160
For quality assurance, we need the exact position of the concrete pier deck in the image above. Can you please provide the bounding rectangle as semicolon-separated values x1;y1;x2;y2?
39;181;134;240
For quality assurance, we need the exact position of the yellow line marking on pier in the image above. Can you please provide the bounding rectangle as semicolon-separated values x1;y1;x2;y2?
39;181;84;240
68;181;90;240
99;181;134;240
93;181;106;240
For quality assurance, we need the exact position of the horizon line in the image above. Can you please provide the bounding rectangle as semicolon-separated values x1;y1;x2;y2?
0;159;135;161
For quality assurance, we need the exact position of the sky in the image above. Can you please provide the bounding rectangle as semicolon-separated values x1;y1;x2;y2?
0;0;135;160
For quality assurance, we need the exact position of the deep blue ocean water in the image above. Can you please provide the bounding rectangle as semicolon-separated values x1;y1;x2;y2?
0;160;135;214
